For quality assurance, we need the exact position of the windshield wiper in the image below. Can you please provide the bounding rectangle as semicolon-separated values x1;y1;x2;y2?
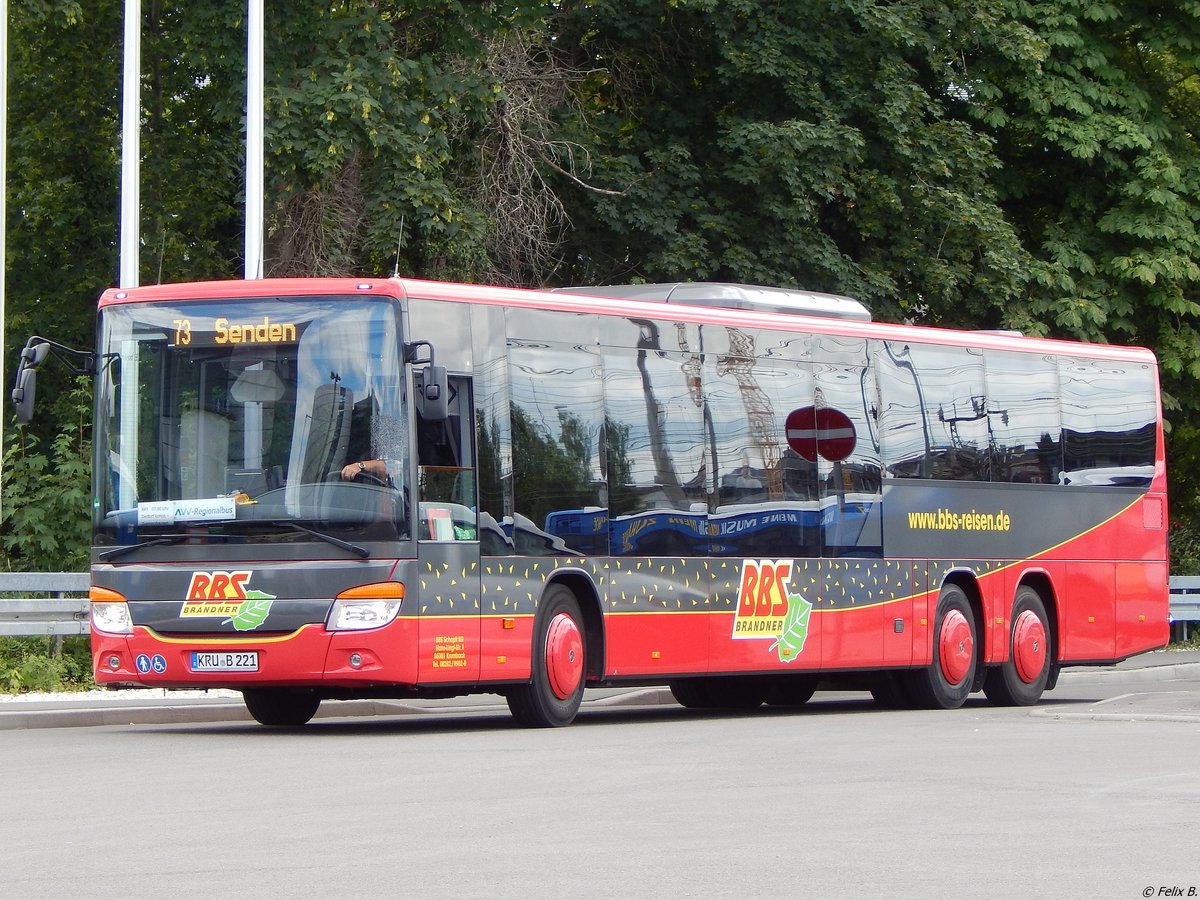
268;522;370;559
99;522;369;561
98;532;239;562
228;520;369;559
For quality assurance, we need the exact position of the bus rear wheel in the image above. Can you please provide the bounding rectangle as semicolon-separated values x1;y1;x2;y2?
242;688;321;727
507;585;586;727
983;586;1051;706
905;584;977;710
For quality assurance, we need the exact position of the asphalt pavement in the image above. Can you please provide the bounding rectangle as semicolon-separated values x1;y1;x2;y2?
2;649;1198;730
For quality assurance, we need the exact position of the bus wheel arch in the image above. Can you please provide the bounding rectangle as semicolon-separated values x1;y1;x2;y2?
983;579;1055;706
506;578;596;727
548;572;605;682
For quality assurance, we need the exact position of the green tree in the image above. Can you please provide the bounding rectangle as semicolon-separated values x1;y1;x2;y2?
9;0;1200;559
6;0;123;447
970;1;1200;532
550;0;1035;326
970;0;1200;418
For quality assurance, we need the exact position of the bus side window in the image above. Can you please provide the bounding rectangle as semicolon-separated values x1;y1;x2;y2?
417;410;459;467
416;374;478;541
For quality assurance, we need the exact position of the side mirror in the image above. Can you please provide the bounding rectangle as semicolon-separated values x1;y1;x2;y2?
12;367;38;424
11;341;49;425
418;365;449;422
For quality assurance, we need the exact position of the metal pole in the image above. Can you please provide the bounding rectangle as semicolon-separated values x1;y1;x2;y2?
119;0;140;289
245;0;263;279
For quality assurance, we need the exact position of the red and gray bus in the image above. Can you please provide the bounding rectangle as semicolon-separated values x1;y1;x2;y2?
12;277;1169;725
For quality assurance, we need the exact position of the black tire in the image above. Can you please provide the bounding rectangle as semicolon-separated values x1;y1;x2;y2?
764;675;818;707
870;673;913;709
705;676;767;709
983;586;1052;706
507;585;586;727
669;679;715;709
242;688;321;727
904;583;978;710
669;677;767;709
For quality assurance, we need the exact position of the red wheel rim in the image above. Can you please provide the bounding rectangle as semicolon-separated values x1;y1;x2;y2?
939;609;973;685
1012;609;1047;683
545;612;584;700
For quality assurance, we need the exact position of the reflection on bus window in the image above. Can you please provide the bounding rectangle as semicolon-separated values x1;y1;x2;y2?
986;352;1061;484
1058;358;1155;487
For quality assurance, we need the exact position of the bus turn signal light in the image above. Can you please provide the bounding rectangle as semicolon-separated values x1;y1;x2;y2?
335;582;405;601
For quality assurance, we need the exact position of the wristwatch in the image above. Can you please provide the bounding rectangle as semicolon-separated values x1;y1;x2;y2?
358;461;366;472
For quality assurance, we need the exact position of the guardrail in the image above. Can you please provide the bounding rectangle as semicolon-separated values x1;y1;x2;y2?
1169;575;1200;642
0;573;91;644
2;572;1200;641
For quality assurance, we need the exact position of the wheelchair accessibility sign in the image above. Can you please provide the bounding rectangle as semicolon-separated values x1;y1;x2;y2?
136;654;167;675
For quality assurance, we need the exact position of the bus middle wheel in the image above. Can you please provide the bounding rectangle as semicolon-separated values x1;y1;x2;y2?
905;583;977;710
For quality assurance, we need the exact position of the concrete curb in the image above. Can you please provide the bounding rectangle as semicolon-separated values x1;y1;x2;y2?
1059;661;1200;683
2;661;1198;730
0;690;675;731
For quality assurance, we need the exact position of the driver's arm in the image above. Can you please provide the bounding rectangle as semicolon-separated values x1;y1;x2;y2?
340;458;388;481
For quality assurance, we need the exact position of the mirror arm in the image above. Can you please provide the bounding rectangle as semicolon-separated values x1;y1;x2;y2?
403;340;434;367
21;336;96;376
47;340;96;375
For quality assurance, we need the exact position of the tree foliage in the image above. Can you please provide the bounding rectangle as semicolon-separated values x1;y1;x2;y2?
1;379;91;571
6;0;1200;557
971;0;1200;414
550;0;1037;326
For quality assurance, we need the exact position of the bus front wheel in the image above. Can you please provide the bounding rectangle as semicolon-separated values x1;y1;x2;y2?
983;586;1052;706
242;688;321;727
507;585;586;727
905;584;977;709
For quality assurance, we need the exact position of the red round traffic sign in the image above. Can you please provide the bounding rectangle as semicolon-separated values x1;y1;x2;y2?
785;406;856;463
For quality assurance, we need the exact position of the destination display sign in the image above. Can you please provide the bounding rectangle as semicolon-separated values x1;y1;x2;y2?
170;316;300;347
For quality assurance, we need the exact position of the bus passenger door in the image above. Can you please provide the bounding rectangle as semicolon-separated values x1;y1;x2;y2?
416;375;482;684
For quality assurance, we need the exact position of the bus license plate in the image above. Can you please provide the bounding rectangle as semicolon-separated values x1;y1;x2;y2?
190;651;259;672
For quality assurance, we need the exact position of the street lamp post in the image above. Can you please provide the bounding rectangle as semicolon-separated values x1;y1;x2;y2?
119;0;140;289
246;0;263;279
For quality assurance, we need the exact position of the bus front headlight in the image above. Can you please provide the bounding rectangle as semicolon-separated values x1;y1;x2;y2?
327;582;405;632
91;601;133;635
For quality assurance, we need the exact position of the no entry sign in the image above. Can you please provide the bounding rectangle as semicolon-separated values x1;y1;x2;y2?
785;406;856;463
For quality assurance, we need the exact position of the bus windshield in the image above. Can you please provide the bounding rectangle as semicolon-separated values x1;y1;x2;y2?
93;296;409;544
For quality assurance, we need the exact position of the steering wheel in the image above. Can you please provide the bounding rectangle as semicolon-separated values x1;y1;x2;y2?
351;471;389;488
323;469;388;487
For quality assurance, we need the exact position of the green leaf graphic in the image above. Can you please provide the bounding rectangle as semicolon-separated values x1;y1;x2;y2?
770;593;812;663
224;595;274;632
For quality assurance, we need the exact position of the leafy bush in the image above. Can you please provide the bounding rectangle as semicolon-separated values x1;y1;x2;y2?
1;378;92;572
1169;519;1200;577
0;637;94;693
